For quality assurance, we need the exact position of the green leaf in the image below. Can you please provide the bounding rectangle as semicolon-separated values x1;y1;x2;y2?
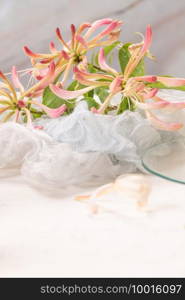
87;63;98;73
118;43;131;74
82;97;99;109
117;97;135;114
131;59;145;77
67;80;79;91
30;106;44;119
85;89;94;98
32;112;43;119
103;41;121;56
95;87;109;102
43;86;67;108
118;43;145;76
42;80;95;113
42;86;75;113
43;80;80;108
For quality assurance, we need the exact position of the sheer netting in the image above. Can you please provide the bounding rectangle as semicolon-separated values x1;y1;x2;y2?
0;90;184;189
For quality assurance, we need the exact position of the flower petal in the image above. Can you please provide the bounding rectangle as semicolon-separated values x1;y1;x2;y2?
154;96;185;110
74;66;113;80
56;27;70;51
23;62;56;97
136;101;168;110
23;46;41;58
49;42;57;53
50;84;95;99
34;62;55;91
39;103;66;118
23;108;33;129
109;77;122;93
157;76;185;87
0;106;11;114
77;22;91;35
61;50;70;60
123;25;152;79
141;24;152;54
11;66;24;93
70;24;76;48
30;100;67;118
94;20;122;40
71;24;76;36
23;46;55;59
142;88;158;99
74;71;109;87
0;70;17;99
134;75;157;83
146;110;183;131
84;18;113;39
75;34;88;49
98;48;118;75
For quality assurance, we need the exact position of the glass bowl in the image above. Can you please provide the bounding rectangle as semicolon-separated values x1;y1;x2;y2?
142;138;185;184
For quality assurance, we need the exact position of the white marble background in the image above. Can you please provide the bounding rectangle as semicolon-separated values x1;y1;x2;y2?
0;0;185;278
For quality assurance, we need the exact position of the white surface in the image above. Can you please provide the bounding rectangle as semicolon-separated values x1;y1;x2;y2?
0;173;185;277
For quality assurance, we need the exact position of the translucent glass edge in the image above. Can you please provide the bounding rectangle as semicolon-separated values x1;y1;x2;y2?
141;159;185;185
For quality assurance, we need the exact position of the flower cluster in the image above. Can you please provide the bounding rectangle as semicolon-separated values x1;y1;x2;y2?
1;18;185;130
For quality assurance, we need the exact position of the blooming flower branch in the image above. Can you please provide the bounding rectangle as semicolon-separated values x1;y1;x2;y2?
0;65;66;127
0;19;185;131
23;18;122;87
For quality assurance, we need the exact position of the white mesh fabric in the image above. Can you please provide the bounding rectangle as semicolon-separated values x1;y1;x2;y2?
0;90;184;189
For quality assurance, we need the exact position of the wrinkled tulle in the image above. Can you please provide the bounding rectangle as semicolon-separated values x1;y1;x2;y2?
0;123;128;188
0;123;52;169
0;90;184;189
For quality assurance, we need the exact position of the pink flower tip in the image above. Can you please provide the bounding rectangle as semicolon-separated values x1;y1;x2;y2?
71;24;76;34
50;41;55;48
40;58;52;64
61;50;70;60
56;27;62;39
23;46;38;58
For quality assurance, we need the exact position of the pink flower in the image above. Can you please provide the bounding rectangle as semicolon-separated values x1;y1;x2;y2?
50;84;96;99
0;67;67;126
124;25;152;80
23;19;122;87
29;101;67;118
